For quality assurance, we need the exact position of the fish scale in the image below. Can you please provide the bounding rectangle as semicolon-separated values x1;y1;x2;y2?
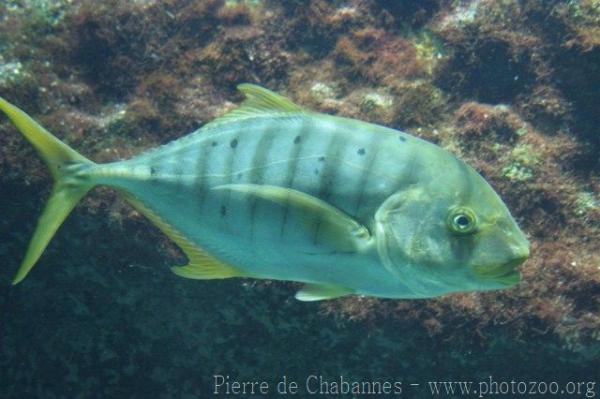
109;115;401;262
1;84;529;300
101;113;412;284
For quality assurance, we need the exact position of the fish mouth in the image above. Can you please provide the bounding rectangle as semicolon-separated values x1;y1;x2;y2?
473;256;528;286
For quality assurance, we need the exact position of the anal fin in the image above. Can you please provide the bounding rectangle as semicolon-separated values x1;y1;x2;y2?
121;192;243;280
295;283;353;301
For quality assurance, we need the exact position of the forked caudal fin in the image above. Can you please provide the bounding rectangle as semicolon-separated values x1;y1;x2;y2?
0;97;95;285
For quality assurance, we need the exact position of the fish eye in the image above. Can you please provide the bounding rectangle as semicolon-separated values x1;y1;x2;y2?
447;207;478;235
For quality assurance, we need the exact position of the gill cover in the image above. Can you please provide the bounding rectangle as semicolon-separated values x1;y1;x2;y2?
374;187;427;277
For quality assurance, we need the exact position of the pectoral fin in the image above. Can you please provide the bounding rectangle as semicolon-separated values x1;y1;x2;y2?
121;192;244;280
213;184;372;252
295;283;353;301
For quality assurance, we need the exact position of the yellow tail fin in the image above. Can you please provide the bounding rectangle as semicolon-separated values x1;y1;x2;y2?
0;97;95;284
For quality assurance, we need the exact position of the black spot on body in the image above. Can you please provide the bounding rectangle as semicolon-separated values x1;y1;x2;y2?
318;156;326;162
220;205;227;217
399;135;407;142
357;148;366;155
230;138;238;148
236;172;243;181
294;135;301;144
320;188;332;201
314;168;319;175
150;166;157;176
212;141;218;147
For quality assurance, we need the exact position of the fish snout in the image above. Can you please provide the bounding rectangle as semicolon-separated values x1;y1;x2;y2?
472;239;529;286
510;240;530;263
508;224;530;260
498;238;529;278
501;221;530;268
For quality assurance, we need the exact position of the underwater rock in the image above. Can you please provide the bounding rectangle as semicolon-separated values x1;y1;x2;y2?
0;60;26;86
309;81;338;102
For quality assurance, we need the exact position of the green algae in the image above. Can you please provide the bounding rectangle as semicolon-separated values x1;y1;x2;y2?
412;31;446;76
568;0;600;24
575;192;599;216
501;144;542;181
5;0;69;33
502;163;533;181
515;127;528;137
360;92;394;112
510;144;541;167
309;82;338;102
225;0;263;8
0;60;27;86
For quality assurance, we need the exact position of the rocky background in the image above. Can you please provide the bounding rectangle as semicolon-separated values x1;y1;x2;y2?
0;0;598;397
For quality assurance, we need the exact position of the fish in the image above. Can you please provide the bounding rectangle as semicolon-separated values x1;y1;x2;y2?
0;84;529;300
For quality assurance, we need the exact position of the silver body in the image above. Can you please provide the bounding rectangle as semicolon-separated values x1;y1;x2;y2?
96;114;445;298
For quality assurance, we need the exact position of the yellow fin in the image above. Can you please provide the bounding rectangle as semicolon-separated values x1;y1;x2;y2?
12;184;90;285
0;97;89;179
121;193;243;280
213;184;372;252
237;84;304;113
0;96;94;284
295;283;353;301
203;84;305;129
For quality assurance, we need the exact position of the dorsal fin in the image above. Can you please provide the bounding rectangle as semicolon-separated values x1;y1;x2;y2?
202;84;305;129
